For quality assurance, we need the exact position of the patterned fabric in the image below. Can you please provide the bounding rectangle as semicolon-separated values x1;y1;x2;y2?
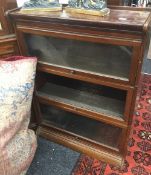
72;74;151;175
0;56;37;175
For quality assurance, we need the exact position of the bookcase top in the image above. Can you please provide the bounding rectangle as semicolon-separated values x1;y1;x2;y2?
9;7;151;33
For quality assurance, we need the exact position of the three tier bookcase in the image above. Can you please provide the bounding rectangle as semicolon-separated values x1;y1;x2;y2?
9;7;151;166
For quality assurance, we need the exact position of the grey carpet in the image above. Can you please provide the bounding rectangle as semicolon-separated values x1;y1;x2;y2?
27;137;80;175
142;58;151;74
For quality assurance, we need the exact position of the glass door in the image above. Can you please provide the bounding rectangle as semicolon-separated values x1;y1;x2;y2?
24;33;133;82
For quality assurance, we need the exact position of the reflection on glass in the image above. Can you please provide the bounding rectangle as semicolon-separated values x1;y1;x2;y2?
25;34;132;79
40;104;122;149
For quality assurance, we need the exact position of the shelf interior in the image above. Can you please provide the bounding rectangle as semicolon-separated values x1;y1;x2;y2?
40;104;122;149
37;73;126;119
24;34;132;80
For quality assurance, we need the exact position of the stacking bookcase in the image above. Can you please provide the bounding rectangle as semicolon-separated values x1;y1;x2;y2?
9;7;151;166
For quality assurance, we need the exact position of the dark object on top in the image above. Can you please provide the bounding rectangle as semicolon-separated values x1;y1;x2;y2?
23;0;61;8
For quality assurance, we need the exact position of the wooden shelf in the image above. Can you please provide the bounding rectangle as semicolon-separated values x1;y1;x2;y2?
36;74;127;127
40;104;122;150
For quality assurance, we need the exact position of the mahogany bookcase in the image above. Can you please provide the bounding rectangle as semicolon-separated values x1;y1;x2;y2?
9;7;151;166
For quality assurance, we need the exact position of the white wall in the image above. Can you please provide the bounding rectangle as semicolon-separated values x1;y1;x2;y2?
16;0;29;7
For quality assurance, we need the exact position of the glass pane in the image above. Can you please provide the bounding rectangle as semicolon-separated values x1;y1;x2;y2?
24;34;132;80
40;104;122;149
37;73;126;119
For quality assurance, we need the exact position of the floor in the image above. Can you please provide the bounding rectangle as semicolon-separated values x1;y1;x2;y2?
27;57;151;175
142;58;151;74
27;137;80;175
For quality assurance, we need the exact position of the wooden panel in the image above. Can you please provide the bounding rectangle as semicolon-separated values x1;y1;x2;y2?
107;0;124;6
0;34;18;59
0;6;8;35
0;0;17;35
0;44;14;56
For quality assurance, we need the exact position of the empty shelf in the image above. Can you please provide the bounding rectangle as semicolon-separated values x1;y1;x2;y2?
37;81;125;119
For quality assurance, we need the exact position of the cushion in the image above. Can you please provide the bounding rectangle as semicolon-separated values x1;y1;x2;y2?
0;56;37;175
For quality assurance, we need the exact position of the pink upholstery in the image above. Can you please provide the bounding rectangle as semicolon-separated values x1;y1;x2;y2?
0;56;37;175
